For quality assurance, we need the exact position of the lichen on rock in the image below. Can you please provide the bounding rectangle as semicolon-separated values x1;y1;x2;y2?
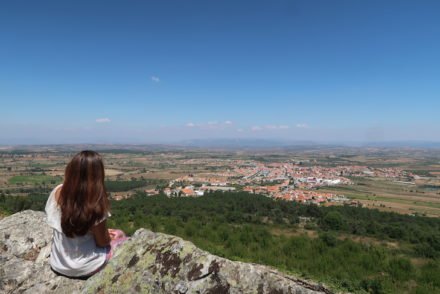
0;210;332;294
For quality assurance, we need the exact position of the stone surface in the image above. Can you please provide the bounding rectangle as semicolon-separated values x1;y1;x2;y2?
0;210;84;294
0;211;332;294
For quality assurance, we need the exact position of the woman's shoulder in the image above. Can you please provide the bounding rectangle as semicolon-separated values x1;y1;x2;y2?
52;183;63;192
46;184;63;232
49;184;63;201
47;184;62;208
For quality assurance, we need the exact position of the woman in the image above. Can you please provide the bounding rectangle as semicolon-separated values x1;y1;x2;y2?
45;150;127;278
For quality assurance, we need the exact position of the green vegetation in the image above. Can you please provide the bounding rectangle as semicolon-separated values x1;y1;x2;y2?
8;175;62;185
1;191;439;293
105;179;167;192
106;192;439;293
0;193;48;213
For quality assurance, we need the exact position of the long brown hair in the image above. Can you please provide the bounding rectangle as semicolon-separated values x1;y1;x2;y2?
59;150;109;237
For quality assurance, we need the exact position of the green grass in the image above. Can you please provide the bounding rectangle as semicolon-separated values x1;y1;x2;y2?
8;175;62;185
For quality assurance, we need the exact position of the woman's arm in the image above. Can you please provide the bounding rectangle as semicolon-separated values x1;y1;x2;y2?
90;219;111;247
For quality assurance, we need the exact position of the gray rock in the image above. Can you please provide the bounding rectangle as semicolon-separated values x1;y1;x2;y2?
0;211;333;294
0;210;84;294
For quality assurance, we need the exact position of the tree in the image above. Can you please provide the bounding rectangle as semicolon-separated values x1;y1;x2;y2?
322;211;344;230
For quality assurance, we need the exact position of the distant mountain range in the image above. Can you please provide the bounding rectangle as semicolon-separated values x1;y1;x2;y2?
360;141;440;148
1;139;440;151
178;139;321;149
178;139;440;149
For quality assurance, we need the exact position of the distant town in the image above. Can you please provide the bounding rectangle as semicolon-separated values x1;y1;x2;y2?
142;158;415;207
1;145;438;217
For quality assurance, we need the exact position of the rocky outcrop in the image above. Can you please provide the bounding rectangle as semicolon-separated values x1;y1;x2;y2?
0;211;331;294
0;210;84;293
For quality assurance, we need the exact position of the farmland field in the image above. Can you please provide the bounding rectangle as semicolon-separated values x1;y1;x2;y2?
8;175;62;185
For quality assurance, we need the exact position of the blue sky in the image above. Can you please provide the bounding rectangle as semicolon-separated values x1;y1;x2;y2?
1;0;439;144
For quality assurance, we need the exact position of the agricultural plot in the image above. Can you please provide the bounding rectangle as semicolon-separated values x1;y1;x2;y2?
8;175;62;185
321;177;440;217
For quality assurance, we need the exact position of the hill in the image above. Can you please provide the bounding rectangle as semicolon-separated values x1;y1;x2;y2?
0;210;328;293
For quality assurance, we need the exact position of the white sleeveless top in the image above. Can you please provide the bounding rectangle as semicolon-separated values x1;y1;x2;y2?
45;184;108;277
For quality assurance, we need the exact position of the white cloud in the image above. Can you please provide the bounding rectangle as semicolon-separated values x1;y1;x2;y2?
296;123;309;128
261;125;290;130
151;76;160;83
95;118;111;123
251;126;263;131
185;121;234;129
236;128;244;132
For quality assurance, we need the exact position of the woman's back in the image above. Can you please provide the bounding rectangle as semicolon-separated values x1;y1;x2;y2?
46;184;108;277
